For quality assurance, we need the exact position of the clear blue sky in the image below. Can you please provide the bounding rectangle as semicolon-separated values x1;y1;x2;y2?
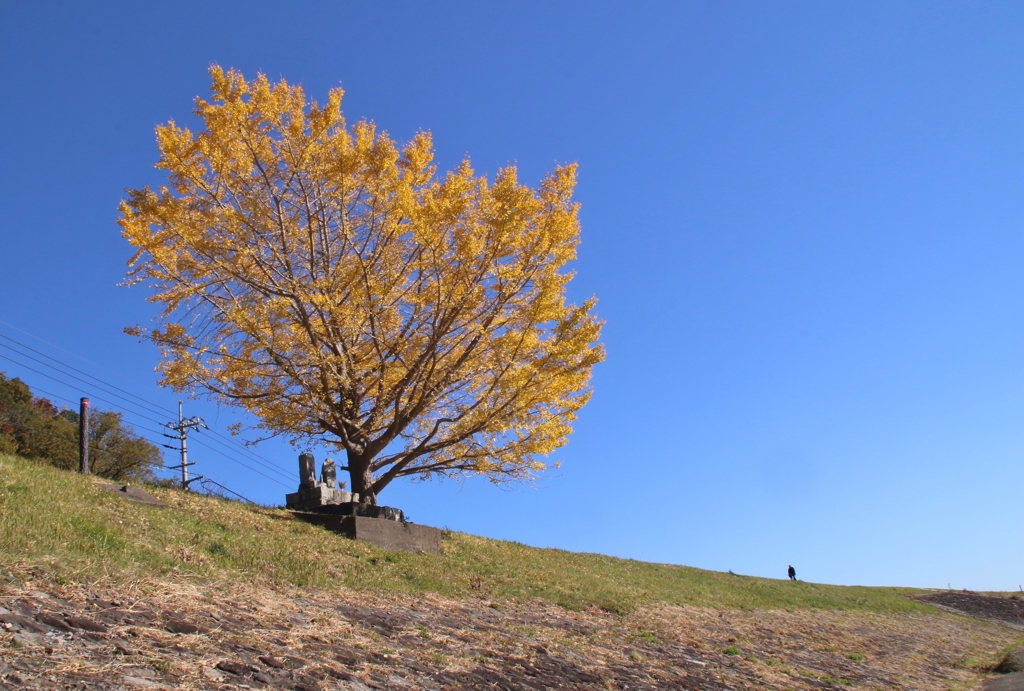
1;2;1021;590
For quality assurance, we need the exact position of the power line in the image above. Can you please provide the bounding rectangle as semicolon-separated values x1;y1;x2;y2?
194;477;255;504
0;348;293;483
3;368;261;502
0;331;178;416
12;384;166;457
0;340;173;418
203;427;296;479
114;413;290;489
3;385;172;480
22;383;86;409
0;325;296;479
0;318;159;399
187;436;291;488
1;361;290;490
35;387;167;442
178;427;293;483
24;385;182;447
163;401;205;489
0;352;169;426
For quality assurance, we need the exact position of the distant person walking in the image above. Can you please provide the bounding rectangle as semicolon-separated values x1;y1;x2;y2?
788;565;797;581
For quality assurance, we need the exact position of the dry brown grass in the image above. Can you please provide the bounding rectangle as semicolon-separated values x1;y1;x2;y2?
1;574;1018;690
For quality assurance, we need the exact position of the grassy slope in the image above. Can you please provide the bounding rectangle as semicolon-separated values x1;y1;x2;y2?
0;453;928;614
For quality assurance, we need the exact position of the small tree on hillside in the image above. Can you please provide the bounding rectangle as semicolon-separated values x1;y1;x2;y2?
120;67;604;504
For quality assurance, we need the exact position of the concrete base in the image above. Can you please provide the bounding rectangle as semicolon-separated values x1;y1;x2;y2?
292;513;442;554
285;483;354;510
299;501;404;522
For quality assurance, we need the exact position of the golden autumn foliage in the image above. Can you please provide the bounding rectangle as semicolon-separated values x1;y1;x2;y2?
119;67;603;503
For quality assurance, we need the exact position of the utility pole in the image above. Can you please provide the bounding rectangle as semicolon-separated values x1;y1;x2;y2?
163;401;206;489
78;397;90;475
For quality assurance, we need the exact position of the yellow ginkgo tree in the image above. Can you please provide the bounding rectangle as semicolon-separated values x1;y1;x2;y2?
120;67;604;505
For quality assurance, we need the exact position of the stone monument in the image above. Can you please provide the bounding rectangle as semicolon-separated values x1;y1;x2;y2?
285;454;354;510
284;453;440;553
285;453;405;520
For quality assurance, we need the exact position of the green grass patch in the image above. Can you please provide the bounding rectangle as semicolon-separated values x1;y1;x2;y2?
0;453;933;614
994;637;1024;673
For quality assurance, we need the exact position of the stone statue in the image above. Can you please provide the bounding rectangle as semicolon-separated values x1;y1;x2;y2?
298;452;316;488
320;458;337;488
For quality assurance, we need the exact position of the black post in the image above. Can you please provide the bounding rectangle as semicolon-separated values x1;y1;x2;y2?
79;397;90;475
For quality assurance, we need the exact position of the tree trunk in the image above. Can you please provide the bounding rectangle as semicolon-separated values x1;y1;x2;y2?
346;450;377;505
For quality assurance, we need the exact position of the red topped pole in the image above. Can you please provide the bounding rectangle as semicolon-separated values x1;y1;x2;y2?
79;397;90;475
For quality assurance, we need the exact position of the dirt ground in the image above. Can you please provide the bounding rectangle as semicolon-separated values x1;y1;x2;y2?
1;578;1019;690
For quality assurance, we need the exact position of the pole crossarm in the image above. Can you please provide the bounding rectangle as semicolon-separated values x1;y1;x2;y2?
163;401;207;489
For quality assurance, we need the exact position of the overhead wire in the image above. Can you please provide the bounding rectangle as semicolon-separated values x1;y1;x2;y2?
202;426;297;477
0;317;152;393
0;354;291;489
3;383;172;479
0;352;169;426
194;477;255;504
174;426;293;482
0;331;177;415
0;338;175;418
185;436;290;488
19;384;168;453
2;368;264;502
7;387;271;500
0;327;296;478
20;382;288;485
